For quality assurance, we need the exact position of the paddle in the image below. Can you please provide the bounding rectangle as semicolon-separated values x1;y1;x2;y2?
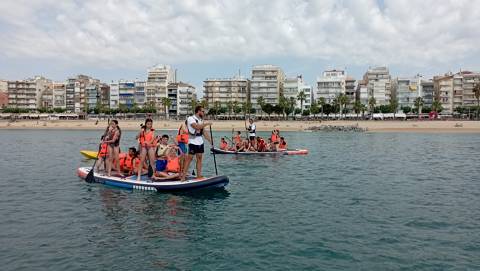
85;144;102;183
148;162;154;177
210;126;218;175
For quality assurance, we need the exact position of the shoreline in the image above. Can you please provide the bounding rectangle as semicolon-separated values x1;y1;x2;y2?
1;119;480;133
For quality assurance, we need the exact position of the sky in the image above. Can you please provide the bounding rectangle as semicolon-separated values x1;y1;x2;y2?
1;0;479;97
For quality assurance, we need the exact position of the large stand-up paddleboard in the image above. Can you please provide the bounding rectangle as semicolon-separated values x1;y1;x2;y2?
77;167;229;192
211;147;308;155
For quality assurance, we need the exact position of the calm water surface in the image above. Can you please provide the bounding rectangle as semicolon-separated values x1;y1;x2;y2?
0;129;479;270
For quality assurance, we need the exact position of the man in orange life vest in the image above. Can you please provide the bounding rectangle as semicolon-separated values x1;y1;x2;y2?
180;105;212;181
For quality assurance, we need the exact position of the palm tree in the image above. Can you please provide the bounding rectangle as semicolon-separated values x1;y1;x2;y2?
257;96;265;119
297;91;307;112
226;101;233;119
432;99;443;113
473;83;480;120
160;97;172;119
368;97;376;120
338;94;349;119
389;98;399;118
317;97;326;119
414;97;424;119
353;100;362;119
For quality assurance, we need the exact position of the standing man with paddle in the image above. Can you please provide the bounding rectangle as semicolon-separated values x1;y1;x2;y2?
180;105;213;181
245;118;256;149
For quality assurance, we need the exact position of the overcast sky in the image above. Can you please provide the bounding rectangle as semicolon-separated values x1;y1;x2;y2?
1;0;479;95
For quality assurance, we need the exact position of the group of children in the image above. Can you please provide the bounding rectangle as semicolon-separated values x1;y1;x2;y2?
96;119;189;181
219;129;288;152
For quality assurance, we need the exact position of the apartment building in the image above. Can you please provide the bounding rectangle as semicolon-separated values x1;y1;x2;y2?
434;74;454;113
8;76;51;110
393;76;422;108
345;76;356;103
316;70;346;103
356;79;368;105
53;82;66;109
167;82;196;116
363;67;392;105
118;80;135;108
461;72;480;107
0;80;8;108
421;80;434;107
146;65;175;108
203;76;249;108
109;82;119;109
250;65;284;110
65;75;100;113
284;76;311;110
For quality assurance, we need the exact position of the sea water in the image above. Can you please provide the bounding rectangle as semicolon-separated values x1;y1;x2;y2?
0;130;479;270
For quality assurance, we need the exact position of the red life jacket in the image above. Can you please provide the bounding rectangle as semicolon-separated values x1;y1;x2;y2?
99;143;108;157
139;129;155;146
166;157;180;173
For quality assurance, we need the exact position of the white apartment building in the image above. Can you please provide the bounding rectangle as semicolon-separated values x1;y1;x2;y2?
65;75;99;113
0;80;7;93
364;67;392;105
146;65;175;108
284;76;311;110
421;80;434;107
53;82;66;109
356;80;368;105
109;82;119;109
434;74;454;113
316;70;346;103
118;80;136;108
250;65;285;110
461;72;480;107
203;76;249;108
394;76;422;109
167;82;196;116
134;81;146;107
8;76;51;110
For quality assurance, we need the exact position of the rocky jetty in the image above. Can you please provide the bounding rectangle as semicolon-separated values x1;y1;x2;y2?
305;124;367;132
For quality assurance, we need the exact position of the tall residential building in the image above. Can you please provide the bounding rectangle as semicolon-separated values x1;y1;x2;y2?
167;82;196;116
316;70;346;103
65;75;99;113
7;76;51;110
109;82;119;109
421;80;434;107
363;67;392;105
393;76;422;108
345;76;356;103
118;80;136;108
86;84;100;111
250;65;285;110
53;82;66;109
134;81;146;107
356;79;368;105
146;65;175;108
100;83;110;109
0;80;7;93
461;72;480;107
433;74;454;113
40;86;53;109
203;76;249;108
284;75;311;110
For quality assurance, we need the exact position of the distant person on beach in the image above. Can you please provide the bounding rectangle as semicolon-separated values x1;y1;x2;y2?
102;120;121;176
136;118;156;181
181;105;212;181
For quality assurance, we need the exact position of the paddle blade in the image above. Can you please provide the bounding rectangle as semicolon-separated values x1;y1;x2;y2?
148;164;154;178
85;169;95;183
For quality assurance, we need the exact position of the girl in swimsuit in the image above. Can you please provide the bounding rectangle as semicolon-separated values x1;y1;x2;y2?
136;118;156;181
102;120;121;176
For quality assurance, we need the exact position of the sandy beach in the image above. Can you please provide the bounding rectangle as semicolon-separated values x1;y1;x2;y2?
1;119;480;133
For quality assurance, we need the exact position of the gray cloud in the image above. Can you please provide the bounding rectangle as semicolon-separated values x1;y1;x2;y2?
0;0;479;70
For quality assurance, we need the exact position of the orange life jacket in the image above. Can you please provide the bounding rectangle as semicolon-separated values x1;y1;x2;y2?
176;126;189;144
121;155;135;171
99;143;108;157
139;129;155;146
166;157;180;173
279;141;287;149
271;134;279;143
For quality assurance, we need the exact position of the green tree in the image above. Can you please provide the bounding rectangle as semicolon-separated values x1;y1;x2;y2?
432;99;443;113
401;106;412;114
389;98;399;117
226;101;233;119
310;101;320;118
338;94;349;119
160;97;172;119
297;91;307;112
263;103;274;119
233;101;241;115
317;97;326;118
368;97;376;119
279;95;289;119
294;108;302;115
414;97;424;118
323;103;334;117
353;100;362;119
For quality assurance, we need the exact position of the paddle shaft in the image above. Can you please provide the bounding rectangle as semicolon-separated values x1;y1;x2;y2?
86;143;103;183
210;126;218;175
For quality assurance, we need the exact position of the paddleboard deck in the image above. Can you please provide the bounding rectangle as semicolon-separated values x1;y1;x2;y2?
77;167;229;192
